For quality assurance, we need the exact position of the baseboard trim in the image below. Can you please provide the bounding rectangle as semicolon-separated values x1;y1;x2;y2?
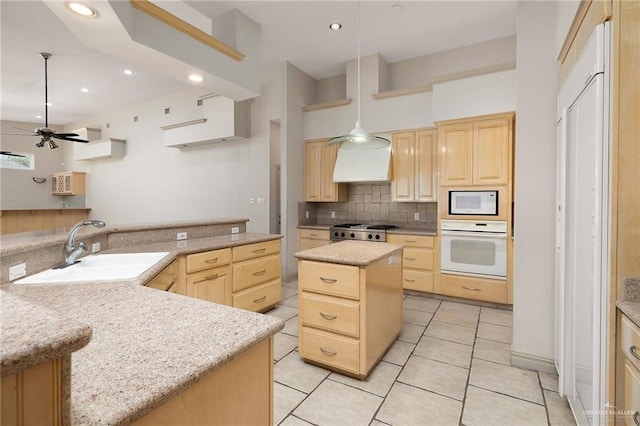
510;351;557;374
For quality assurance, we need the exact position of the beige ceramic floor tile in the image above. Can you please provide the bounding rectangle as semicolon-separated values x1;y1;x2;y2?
469;359;543;404
381;339;415;366
403;307;434;326
376;382;462;426
424;320;476;345
278;415;314;426
480;307;513;327
293;380;383;425
544;390;577;425
473;337;512;365
477;322;513;344
413;336;473;368
273;382;307;425
274;333;298;361
403;295;441;313
281;286;298;299
439;300;481;314
281;295;298;308
281;316;299;337
462;385;548;426
539;371;560;392
397;355;469;400
274;351;330;393
397;322;426;344
266;305;299;321
433;308;479;328
329;361;401;397
282;280;298;289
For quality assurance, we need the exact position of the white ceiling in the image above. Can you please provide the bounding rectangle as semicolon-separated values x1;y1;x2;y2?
0;1;517;127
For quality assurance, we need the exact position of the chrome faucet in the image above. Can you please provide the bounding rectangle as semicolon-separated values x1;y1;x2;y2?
59;220;106;268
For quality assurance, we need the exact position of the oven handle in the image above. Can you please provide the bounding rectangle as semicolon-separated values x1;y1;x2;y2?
441;230;507;239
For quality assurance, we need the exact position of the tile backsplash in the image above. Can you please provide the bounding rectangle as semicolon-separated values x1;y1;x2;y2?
299;183;437;229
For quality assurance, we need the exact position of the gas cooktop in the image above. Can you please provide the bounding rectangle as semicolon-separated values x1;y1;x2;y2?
329;224;397;242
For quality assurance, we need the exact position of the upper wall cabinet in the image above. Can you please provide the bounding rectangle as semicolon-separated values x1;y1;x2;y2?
304;139;348;202
391;128;437;202
163;95;249;148
437;113;514;187
71;128;126;161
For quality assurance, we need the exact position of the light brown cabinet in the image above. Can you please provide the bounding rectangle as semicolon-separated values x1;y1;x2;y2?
391;129;437;202
387;234;438;293
297;251;402;379
304;139;348;202
182;248;232;304
298;228;332;252
51;171;86;195
617;313;640;425
145;260;180;294
231;239;281;312
437;114;513;187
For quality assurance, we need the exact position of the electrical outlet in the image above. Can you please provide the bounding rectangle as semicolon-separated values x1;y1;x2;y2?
331;211;336;218
231;227;239;234
249;198;255;205
9;263;26;281
414;212;420;221
305;211;310;219
257;198;265;205
92;242;101;253
177;232;187;240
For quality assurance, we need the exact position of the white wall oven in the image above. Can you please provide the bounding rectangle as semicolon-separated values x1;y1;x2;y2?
441;219;507;279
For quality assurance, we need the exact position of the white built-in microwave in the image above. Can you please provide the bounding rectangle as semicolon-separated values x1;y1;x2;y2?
448;190;498;216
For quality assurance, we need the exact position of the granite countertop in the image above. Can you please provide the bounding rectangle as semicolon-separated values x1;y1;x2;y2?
6;282;284;425
295;240;403;266
297;224;330;230
617;276;640;327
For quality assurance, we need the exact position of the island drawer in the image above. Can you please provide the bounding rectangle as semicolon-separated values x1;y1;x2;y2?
299;327;358;374
298;229;330;240
402;269;434;293
621;316;640;373
387;234;434;248
402;248;433;270
232;239;280;262
299;293;360;337
186;248;231;273
232;254;280;292
232;279;281;312
299;260;360;300
439;274;506;304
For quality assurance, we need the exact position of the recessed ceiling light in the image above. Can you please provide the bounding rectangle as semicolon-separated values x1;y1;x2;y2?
391;4;402;12
329;22;342;31
45;102;53;107
66;2;97;18
81;87;89;93
188;74;204;83
123;69;133;76
36;115;43;119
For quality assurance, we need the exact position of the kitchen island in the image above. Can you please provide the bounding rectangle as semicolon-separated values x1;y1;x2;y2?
295;240;403;379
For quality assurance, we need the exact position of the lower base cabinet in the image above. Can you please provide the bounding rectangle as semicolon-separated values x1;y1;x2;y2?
436;274;507;304
133;338;273;426
616;313;640;425
386;234;437;293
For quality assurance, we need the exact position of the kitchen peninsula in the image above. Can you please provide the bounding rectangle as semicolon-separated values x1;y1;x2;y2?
295;240;403;379
0;219;284;425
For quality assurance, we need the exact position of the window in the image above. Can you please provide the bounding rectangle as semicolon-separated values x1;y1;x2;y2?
0;151;34;170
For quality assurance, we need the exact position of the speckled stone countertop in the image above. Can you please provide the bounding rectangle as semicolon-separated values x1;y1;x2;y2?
0;291;92;376
6;283;283;425
617;276;640;327
295;240;403;266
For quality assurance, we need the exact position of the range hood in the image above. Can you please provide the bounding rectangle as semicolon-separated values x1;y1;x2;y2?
332;142;392;183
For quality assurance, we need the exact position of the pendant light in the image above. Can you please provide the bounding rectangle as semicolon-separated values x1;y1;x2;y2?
328;2;390;150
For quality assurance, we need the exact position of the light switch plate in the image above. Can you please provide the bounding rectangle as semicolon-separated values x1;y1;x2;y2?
9;263;26;281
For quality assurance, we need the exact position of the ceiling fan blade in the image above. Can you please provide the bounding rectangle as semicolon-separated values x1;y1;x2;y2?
52;132;80;137
55;136;89;143
1;132;38;136
0;151;27;158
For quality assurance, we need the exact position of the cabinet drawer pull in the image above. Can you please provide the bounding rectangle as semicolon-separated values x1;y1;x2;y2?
462;286;481;292
405;240;417;243
204;258;219;264
404;279;416;283
630;346;640;361
310;233;319;237
319;312;337;320
634;411;640;426
320;277;337;284
404;257;416;261
252;248;266;253
320;347;337;357
194;273;223;283
252;269;267;276
252;296;267;303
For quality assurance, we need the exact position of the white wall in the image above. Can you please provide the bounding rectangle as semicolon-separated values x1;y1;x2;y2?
556;0;581;56
0;120;65;209
512;1;560;370
62;79;279;232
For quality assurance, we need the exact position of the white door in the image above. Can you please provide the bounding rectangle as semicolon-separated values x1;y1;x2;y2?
555;108;568;396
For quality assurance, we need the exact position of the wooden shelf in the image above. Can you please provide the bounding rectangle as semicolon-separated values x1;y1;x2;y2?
302;98;351;112
372;85;433;100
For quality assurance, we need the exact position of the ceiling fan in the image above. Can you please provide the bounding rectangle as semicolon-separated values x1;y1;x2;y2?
2;53;89;149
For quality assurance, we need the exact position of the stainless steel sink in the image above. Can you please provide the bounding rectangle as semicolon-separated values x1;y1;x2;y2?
14;252;170;284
